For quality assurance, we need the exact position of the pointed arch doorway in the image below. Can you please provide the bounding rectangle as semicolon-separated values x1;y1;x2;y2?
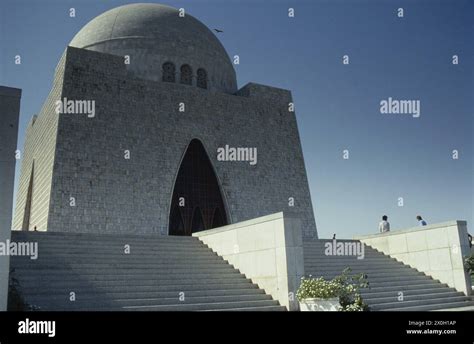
169;139;228;236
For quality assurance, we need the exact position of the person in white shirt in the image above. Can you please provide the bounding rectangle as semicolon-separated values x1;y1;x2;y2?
416;215;427;226
379;215;390;233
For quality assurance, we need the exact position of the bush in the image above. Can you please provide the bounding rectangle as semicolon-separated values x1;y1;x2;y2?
334;268;370;311
464;253;474;275
297;268;370;312
296;277;341;300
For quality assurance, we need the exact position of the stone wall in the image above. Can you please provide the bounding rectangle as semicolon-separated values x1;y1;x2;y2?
357;221;472;295
0;86;21;310
12;52;66;231
15;46;318;238
193;212;305;310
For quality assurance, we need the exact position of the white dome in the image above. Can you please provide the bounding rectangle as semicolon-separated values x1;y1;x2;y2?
70;3;237;93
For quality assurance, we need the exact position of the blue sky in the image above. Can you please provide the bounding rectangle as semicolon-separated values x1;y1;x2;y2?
1;0;472;238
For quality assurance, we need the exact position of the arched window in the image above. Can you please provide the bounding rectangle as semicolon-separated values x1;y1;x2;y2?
196;68;207;89
180;64;192;85
168;139;228;236
162;62;176;83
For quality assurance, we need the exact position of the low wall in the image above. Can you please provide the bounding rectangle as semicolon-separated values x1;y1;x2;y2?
193;212;304;311
356;221;472;295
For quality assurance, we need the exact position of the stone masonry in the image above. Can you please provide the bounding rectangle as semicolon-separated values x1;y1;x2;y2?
13;4;318;238
0;86;21;310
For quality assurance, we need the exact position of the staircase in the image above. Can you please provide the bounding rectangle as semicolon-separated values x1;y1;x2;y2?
9;231;285;311
303;239;474;311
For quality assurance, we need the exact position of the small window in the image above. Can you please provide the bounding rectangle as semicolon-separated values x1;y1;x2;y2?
180;64;193;85
162;62;176;83
197;68;207;89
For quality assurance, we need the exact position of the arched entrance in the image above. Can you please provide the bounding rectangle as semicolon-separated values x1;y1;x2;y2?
169;139;228;236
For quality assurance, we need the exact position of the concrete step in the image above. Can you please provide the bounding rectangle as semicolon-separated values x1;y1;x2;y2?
370;296;470;310
28;294;275;309
16;253;221;261
16;271;246;282
303;252;385;258
385;300;474;312
27;247;217;257
17;271;245;286
35;302;287;312
24;237;199;242
121;299;281;311
360;285;454;297
304;259;405;268
204;305;286;311
31;242;209;250
12;238;203;247
11;231;197;242
366;275;436;284
304;266;417;275
303;247;381;255
11;256;231;268
304;260;403;268
25;299;283;311
20;235;204;242
32;246;212;254
303;238;473;311
307;272;429;283
12;256;225;264
13;262;238;271
364;291;465;304
11;236;203;245
16;270;243;280
19;281;261;295
362;279;444;289
10;231;284;311
303;243;379;249
24;288;266;301
304;257;398;263
311;268;423;277
119;293;275;306
303;239;361;245
305;265;419;274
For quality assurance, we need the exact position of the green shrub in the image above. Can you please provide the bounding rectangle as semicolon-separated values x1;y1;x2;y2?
297;268;370;311
296;277;341;300
464;253;474;275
